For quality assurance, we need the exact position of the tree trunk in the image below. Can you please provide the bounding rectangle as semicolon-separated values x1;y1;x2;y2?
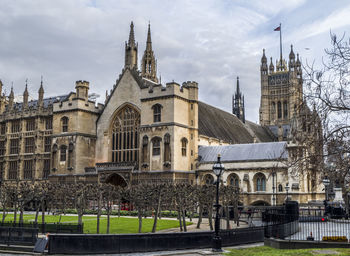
182;209;187;232
107;208;111;234
97;192;101;234
178;209;183;232
118;202;121;218
2;206;7;224
41;201;45;224
152;196;161;233
196;204;203;229
138;210;143;233
34;202;40;224
226;205;230;229
13;203;17;224
19;206;24;225
208;206;213;231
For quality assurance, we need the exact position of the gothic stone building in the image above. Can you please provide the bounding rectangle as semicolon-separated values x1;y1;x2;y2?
0;22;324;205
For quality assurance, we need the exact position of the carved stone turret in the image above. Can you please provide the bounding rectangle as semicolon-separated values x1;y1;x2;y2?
124;21;138;69
23;83;29;109
141;23;158;83
38;79;44;108
8;86;14;110
75;80;89;100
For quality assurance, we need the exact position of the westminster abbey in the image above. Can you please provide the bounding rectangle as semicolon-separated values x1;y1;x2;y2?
0;22;323;205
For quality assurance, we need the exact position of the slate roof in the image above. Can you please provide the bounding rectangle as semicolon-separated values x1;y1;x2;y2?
198;101;275;144
8;95;70;112
198;141;288;163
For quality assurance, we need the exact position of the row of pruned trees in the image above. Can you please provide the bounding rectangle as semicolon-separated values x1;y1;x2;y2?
0;181;240;233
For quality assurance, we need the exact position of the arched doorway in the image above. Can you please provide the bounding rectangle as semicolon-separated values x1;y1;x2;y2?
251;200;270;206
105;173;128;187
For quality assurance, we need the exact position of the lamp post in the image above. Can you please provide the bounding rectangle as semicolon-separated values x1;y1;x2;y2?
285;183;290;202
212;154;225;252
322;176;330;201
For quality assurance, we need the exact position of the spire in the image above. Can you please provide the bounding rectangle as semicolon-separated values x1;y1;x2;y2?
23;81;29;109
232;76;245;123
146;22;152;51
128;21;136;47
141;22;158;83
289;44;295;60
124;21;138;69
236;76;240;96
9;86;14;110
269;57;274;73
38;76;44;107
261;49;267;63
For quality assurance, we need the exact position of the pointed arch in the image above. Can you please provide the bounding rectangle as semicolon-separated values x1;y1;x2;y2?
110;104;140;163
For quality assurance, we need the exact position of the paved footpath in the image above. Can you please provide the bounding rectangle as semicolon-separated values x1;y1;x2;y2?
78;242;264;256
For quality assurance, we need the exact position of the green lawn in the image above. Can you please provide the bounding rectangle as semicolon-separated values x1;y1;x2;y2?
225;246;350;256
0;214;192;234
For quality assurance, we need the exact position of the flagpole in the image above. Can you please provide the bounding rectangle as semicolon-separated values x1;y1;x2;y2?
279;23;282;65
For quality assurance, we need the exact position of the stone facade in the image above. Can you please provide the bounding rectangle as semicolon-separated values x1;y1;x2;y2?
0;22;324;205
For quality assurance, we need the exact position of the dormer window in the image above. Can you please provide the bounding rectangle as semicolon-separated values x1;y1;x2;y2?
61;116;69;132
152;104;162;123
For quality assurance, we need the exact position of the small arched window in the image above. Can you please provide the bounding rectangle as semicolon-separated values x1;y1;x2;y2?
255;173;266;191
228;174;240;187
204;174;214;185
278;184;283;192
152;137;161;156
60;145;67;161
181;138;187;156
61;117;69;132
152;104;162;123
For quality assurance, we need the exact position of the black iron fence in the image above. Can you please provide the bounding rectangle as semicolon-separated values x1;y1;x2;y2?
0;221;83;234
0;226;38;245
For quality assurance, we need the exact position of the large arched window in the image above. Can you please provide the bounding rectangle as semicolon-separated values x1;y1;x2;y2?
181;138;188;156
277;101;282;119
61;117;69;132
111;105;140;162
152;137;161;156
152;104;162;123
255;173;266;191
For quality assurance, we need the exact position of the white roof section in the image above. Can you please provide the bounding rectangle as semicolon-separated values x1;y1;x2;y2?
198;141;288;163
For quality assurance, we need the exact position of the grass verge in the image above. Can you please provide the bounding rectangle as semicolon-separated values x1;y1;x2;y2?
0;214;192;234
225;246;350;256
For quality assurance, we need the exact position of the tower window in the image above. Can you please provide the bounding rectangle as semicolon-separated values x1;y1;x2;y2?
11;120;20;133
277;101;282;119
61;117;69;132
152;104;162;123
25;137;35;153
60;145;67;161
181;138;188;156
283;101;288;118
45;117;53;130
152;137;161;156
26;119;35;131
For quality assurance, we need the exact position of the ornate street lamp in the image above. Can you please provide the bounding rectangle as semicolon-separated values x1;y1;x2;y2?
212;154;225;252
285;183;290;201
323;176;330;201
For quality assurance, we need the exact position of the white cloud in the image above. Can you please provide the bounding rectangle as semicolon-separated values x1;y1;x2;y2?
0;0;349;123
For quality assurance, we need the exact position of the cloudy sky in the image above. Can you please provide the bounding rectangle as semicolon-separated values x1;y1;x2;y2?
0;0;349;122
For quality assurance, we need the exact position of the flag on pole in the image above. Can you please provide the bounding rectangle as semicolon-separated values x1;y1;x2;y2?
274;25;281;31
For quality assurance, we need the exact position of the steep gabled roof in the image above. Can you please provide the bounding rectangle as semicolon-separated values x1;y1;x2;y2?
198;101;275;144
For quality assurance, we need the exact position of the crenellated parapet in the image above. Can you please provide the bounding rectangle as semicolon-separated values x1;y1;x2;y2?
141;80;198;102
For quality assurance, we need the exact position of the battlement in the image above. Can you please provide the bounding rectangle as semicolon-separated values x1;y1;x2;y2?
141;80;198;101
75;80;89;88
